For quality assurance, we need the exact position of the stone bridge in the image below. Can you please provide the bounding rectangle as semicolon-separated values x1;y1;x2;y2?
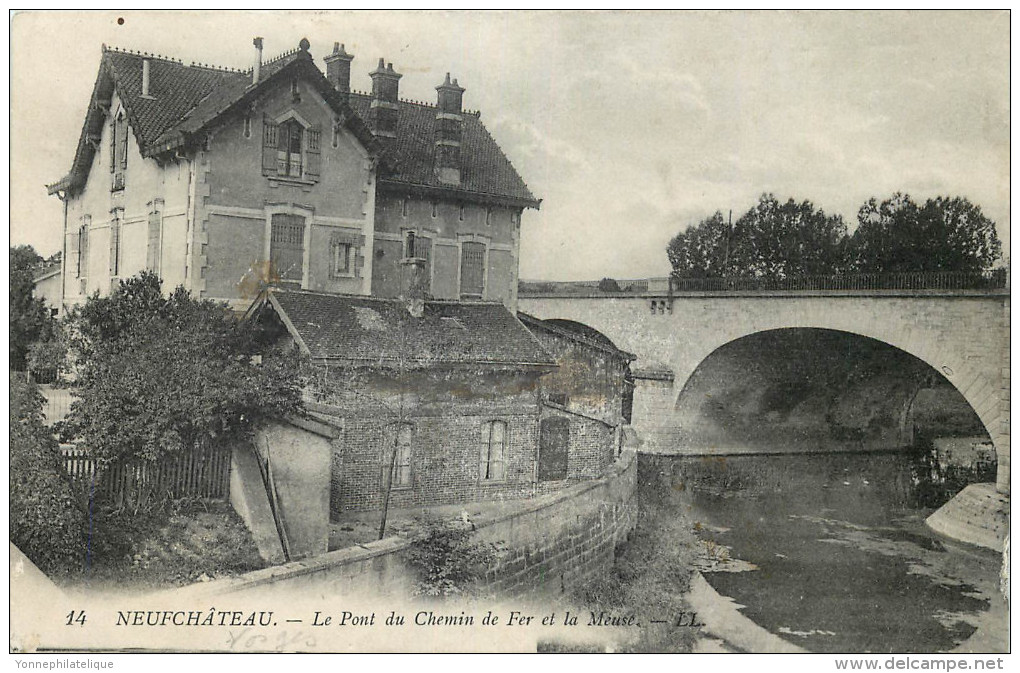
520;276;1010;497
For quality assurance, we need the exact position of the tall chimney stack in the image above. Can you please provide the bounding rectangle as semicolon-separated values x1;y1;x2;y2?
141;58;152;98
324;42;354;102
252;37;263;85
369;58;401;138
434;73;465;185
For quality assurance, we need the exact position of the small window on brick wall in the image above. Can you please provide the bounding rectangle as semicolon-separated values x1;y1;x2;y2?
382;423;413;489
480;420;507;481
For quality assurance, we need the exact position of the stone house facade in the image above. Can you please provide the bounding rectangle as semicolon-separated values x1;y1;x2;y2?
48;38;539;314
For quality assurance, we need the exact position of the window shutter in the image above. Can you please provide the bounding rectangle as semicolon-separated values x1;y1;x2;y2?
262;117;279;176
68;224;80;277
146;211;162;272
109;120;116;173
305;125;321;179
79;222;89;278
117;118;128;170
460;242;485;298
109;219;120;277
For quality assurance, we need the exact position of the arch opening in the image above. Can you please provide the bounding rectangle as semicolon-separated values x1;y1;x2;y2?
672;328;996;503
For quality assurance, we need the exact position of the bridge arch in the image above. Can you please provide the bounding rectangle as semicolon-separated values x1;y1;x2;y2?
518;292;1009;494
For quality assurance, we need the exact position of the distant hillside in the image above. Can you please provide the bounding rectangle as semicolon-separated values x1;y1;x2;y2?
519;278;650;296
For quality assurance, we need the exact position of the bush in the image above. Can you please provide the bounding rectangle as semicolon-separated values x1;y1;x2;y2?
405;518;503;597
9;375;88;575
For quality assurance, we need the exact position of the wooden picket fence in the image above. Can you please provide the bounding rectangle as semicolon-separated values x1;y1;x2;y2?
62;444;232;504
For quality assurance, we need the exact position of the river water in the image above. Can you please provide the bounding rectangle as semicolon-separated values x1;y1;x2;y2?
643;450;1004;653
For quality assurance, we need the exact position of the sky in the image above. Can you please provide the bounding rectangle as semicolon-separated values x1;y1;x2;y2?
10;10;1010;281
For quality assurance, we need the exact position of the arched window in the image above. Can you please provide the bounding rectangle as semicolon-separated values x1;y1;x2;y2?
480;420;507;481
277;119;304;178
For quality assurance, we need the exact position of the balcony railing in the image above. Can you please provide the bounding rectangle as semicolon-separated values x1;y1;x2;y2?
668;269;1008;293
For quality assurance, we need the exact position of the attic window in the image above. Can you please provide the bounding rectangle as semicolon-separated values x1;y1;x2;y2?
431;201;438;218
110;110;128;192
290;78;301;103
243;114;252;139
485;207;492;226
332;118;341;149
459;203;465;221
402;197;409;218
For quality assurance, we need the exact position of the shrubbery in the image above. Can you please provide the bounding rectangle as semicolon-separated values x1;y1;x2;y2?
9;375;87;575
405;518;502;597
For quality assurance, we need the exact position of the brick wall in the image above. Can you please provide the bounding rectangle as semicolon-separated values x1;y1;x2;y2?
172;449;638;602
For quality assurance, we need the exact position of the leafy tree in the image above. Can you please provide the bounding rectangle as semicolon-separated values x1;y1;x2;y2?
847;194;1002;273
65;272;303;469
598;277;622;293
10;374;88;575
667;211;733;279
668;196;847;279
728;194;847;278
10;245;55;370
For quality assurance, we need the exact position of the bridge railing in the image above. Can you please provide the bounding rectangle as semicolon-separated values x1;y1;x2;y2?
667;269;1008;293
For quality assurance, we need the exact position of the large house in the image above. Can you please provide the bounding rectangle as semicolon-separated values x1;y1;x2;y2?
48;38;539;313
49;38;631;549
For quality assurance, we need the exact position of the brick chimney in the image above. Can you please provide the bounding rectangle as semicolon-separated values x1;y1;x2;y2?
252;37;263;85
324;42;354;102
399;256;427;318
434;73;465;185
141;58;152;98
369;58;401;138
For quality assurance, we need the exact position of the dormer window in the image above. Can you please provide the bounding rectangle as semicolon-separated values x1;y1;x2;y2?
262;114;321;182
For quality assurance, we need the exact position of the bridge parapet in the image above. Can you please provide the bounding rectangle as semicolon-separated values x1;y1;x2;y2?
521;270;1009;299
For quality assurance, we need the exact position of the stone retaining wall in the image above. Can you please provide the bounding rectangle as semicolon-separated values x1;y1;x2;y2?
172;449;638;601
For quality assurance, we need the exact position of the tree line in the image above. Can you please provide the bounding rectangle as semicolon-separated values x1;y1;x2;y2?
667;193;1003;279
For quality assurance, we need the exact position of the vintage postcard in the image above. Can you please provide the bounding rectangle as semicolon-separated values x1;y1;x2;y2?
8;9;1011;662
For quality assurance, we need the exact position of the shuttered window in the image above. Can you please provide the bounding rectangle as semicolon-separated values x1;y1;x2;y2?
480;420;507;481
460;242;485;299
262;117;279;176
74;216;90;278
146;209;162;273
270;214;305;283
539;417;569;481
110;113;127;191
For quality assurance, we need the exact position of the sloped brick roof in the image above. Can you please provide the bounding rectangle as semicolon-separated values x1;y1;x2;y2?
263;289;555;369
50;42;538;208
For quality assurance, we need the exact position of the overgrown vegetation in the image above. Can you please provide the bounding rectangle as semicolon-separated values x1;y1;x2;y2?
405;518;503;597
570;465;701;653
82;498;265;590
10;244;59;372
65;272;302;469
9;374;87;576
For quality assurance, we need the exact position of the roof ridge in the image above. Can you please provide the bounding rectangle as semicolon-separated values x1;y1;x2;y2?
102;44;185;65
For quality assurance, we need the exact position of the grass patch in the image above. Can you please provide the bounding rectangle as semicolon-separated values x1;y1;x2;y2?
64;498;265;593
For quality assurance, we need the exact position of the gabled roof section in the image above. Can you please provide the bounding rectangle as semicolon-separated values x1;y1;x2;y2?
348;93;539;207
50;44;377;196
255;289;556;370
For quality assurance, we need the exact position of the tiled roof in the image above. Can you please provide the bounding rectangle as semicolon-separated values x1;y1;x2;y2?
348;93;537;205
517;313;635;361
262;289;556;369
51;43;538;207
